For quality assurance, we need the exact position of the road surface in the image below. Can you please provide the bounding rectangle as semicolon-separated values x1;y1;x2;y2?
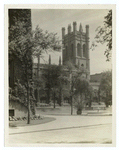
7;115;112;145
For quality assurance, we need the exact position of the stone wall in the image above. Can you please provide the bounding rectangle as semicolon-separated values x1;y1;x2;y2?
9;100;33;117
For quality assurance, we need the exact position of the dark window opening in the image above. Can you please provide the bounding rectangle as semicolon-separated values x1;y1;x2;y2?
81;64;84;67
83;44;86;57
71;44;74;57
66;46;68;58
77;43;81;57
9;109;14;117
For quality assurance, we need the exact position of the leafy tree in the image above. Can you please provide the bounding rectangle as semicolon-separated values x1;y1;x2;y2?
99;70;112;107
74;76;91;110
42;64;62;108
91;10;112;61
62;61;89;115
9;20;61;123
87;85;94;107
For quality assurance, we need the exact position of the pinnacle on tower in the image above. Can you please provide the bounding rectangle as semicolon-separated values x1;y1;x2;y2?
86;25;89;37
62;27;65;39
79;23;83;32
68;24;71;33
73;21;77;35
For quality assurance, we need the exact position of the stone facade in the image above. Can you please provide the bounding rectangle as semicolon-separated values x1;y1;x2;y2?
62;22;90;80
9;9;32;117
9;101;28;117
9;9;32;88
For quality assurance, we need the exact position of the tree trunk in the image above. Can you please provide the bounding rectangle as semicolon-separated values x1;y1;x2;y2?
47;64;51;104
61;92;64;106
59;87;62;106
47;88;51;104
71;96;73;115
54;91;56;108
98;89;100;103
27;85;30;124
70;73;73;115
37;54;40;77
105;92;109;107
37;87;40;103
89;94;92;107
37;54;40;104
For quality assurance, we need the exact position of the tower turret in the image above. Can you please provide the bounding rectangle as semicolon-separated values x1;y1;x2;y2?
85;25;90;79
68;24;71;34
79;23;83;32
86;25;89;38
85;25;90;59
62;27;65;42
73;21;77;35
62;22;90;80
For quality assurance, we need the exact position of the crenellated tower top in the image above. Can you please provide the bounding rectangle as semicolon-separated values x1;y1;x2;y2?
62;22;90;80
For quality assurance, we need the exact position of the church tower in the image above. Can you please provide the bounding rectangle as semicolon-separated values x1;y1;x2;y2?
62;22;90;79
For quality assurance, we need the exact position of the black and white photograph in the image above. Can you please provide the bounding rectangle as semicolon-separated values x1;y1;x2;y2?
5;4;116;147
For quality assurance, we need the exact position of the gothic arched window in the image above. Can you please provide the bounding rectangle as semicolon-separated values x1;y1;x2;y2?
71;44;74;57
77;43;81;57
65;46;68;57
83;44;86;57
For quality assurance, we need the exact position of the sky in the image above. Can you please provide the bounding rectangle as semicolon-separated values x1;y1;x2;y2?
31;9;112;75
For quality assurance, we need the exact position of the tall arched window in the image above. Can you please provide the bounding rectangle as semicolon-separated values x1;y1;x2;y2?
65;46;68;57
77;43;81;57
71;44;74;57
83;44;86;57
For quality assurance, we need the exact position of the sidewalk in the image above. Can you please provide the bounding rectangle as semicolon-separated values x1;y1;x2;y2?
8;115;112;145
9;115;112;135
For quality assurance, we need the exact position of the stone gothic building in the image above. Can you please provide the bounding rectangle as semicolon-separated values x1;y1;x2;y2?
62;22;90;80
33;22;90;105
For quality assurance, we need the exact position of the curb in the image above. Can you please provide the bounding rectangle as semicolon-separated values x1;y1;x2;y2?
82;113;112;116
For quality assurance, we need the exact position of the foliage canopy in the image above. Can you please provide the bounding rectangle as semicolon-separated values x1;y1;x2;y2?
91;10;112;61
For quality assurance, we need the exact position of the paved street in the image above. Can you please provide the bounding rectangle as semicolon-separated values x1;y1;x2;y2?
8;115;112;145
